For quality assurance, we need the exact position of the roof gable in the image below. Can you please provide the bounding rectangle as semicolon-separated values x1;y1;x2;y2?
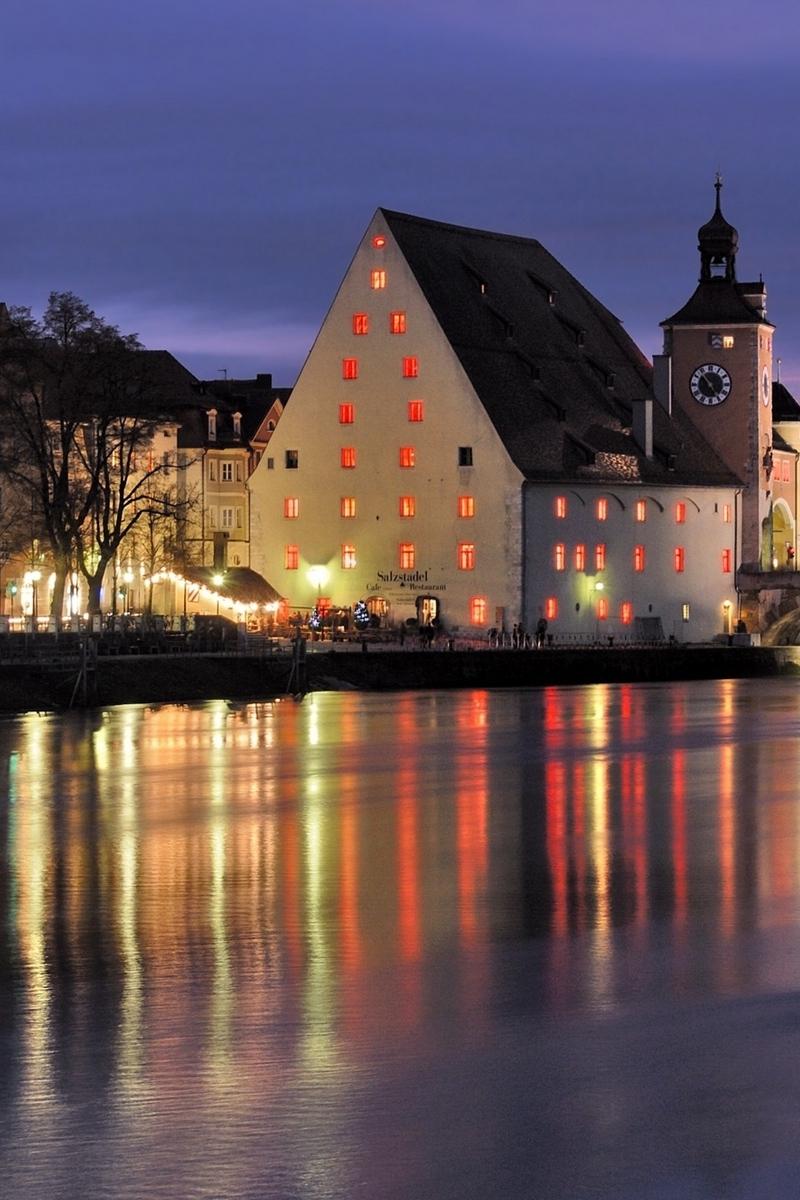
380;209;737;487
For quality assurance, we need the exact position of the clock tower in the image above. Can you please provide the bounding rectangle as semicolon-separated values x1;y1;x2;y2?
659;179;774;569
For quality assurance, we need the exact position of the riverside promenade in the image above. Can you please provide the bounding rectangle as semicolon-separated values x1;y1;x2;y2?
2;634;800;714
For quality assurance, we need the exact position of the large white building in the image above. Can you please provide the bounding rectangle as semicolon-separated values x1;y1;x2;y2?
249;205;748;640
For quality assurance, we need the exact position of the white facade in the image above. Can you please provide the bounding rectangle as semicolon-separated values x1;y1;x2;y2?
524;485;740;641
249;212;524;630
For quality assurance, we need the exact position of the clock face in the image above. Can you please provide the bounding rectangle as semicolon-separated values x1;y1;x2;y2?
762;366;771;406
690;363;732;406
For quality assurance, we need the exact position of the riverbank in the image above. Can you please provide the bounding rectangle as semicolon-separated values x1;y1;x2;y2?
3;644;800;714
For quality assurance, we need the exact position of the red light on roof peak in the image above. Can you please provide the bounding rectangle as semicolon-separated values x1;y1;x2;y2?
372;234;386;248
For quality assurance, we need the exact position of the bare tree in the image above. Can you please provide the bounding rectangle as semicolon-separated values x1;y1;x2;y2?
0;293;184;620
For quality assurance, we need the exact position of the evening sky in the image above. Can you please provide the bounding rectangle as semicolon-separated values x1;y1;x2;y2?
4;0;800;386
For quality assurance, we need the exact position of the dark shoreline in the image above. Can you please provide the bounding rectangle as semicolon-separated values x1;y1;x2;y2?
3;645;800;715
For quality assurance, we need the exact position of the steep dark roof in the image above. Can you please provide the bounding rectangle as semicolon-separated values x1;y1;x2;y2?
772;381;800;422
662;280;771;327
381;209;738;487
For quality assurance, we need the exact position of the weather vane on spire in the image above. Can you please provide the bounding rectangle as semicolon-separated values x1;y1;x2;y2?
715;170;723;204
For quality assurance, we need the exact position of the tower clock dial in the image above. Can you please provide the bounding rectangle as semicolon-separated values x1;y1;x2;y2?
690;363;732;406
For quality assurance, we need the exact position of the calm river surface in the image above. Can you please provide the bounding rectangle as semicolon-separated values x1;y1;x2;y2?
2;681;800;1199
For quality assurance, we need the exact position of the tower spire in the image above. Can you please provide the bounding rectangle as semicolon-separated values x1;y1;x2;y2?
698;174;738;283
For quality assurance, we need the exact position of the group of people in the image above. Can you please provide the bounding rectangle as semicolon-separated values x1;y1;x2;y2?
487;618;549;649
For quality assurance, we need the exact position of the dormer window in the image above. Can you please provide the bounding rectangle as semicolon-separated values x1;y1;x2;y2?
208;409;217;441
233;411;242;438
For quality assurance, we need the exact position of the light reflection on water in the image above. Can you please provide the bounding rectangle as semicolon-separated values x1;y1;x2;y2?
2;682;800;1197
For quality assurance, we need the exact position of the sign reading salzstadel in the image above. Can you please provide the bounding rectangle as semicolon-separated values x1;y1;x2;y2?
366;568;447;594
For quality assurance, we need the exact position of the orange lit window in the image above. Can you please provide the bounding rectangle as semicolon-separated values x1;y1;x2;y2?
596;497;608;521
390;311;406;334
554;495;567;519
634;544;646;572
342;358;358;380
722;549;732;573
544;597;558;620
470;596;488;625
635;499;647;522
620;602;634;625
596;596;608;620
402;356;418;378
283;497;299;519
675;502;686;524
408;400;424;422
341;447;356;468
399;542;415;569
458;495;475;518
284;545;299;570
340;496;356;518
339;403;355;424
341;544;357;570
399;446;415;468
372;234;386;249
554;543;566;571
674;546;685;573
722;503;732;523
458;542;476;570
399;495;416;518
595;543;606;570
574;543;586;570
370;269;386;289
352;313;369;335
783;459;791;482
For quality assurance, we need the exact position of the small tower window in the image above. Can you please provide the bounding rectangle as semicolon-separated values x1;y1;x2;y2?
574;544;586;570
390;312;406;334
596;498;608;521
341;544;357;570
340;497;356;518
554;543;566;571
458;446;473;467
407;400;424;422
370;269;386;290
399;495;416;518
458;496;475;518
554;495;567;519
544;597;558;620
634;544;646;573
341;447;357;468
399;446;415;468
352;313;369;335
342;358;359;380
339;403;355;424
402;356;419;378
620;602;634;625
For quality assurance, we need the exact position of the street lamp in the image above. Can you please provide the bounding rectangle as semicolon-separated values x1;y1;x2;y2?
30;569;41;630
212;572;224;617
307;565;329;637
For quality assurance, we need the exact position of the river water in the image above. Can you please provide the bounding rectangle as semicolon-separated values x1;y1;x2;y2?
1;681;800;1199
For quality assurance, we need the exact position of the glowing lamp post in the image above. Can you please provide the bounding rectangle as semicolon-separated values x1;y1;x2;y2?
30;569;42;629
212;572;224;617
307;565;329;638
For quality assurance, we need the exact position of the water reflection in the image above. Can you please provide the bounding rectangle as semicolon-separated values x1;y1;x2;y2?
3;682;800;1197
